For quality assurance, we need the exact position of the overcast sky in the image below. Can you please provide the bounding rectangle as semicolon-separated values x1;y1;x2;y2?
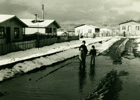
1;0;140;29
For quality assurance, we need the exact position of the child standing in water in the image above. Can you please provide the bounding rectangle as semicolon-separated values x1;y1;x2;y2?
79;46;86;67
89;45;96;65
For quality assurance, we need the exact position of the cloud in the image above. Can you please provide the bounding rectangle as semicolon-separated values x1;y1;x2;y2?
0;0;140;29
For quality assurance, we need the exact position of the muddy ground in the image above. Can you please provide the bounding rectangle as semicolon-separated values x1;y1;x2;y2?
94;38;140;100
0;38;140;100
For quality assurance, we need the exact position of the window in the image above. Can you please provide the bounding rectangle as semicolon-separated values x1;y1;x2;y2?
88;29;92;33
45;28;50;33
77;30;80;34
0;27;5;39
136;26;139;30
122;26;126;30
50;28;52;33
95;28;100;33
14;28;19;39
53;28;56;36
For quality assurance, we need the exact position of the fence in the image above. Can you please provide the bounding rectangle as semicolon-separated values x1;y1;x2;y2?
0;36;79;56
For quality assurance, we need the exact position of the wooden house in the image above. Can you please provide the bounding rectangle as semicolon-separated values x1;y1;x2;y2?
21;19;61;36
0;14;28;44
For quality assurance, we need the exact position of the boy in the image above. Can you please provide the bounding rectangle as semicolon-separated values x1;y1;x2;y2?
79;40;88;57
79;47;86;67
89;45;96;65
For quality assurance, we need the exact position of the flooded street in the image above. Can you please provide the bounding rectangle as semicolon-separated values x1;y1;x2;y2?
0;38;140;100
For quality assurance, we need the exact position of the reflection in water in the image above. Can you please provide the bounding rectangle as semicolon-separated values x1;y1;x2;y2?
78;63;96;93
89;64;95;82
78;65;86;93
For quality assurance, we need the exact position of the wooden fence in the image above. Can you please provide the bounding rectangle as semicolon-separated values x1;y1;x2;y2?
0;36;79;56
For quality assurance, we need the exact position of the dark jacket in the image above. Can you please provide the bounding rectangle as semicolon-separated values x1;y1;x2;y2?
79;45;88;55
89;49;96;56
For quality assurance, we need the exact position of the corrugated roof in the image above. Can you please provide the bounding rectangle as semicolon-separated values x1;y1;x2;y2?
74;24;85;28
21;19;61;28
87;25;100;28
0;14;28;27
75;24;100;28
0;14;15;23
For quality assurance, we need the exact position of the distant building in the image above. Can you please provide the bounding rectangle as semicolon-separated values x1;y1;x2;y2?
67;30;75;36
74;24;100;38
57;31;68;36
21;19;61;36
0;14;28;44
100;28;112;37
119;20;140;36
112;29;120;36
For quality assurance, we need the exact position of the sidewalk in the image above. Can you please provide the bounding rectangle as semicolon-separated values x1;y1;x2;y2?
0;37;112;66
0;37;121;82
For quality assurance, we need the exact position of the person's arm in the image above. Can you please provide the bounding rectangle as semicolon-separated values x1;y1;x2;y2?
94;49;97;56
78;50;82;61
89;49;92;55
85;46;88;55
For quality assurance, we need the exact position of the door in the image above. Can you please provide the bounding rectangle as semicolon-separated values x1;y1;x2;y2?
6;27;11;43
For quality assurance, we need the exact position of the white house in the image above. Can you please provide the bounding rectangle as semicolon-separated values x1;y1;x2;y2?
21;19;61;36
119;20;140;36
75;24;100;38
100;28;112;37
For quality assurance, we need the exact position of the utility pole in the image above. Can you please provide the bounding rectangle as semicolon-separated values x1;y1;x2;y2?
42;4;44;20
35;14;39;48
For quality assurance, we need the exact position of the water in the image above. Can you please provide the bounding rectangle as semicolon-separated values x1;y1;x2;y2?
1;38;140;100
0;56;103;100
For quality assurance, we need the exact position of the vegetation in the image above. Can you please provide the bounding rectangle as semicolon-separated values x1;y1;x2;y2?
85;70;123;100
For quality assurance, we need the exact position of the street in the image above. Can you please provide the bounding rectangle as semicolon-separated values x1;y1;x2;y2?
0;38;140;100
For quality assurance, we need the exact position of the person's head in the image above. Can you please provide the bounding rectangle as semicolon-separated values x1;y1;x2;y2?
82;40;86;45
92;45;95;49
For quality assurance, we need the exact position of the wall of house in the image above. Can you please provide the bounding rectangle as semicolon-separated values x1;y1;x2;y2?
25;27;45;34
0;18;24;43
120;22;140;36
75;25;96;38
75;27;82;36
47;23;58;35
0;39;6;44
100;29;112;37
24;22;58;36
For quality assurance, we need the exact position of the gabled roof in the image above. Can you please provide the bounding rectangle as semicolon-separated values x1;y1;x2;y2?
75;24;100;29
88;25;100;29
119;20;140;25
21;19;61;28
0;14;28;27
74;24;85;28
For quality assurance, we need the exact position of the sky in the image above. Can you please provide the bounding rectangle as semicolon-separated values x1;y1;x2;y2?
1;0;140;29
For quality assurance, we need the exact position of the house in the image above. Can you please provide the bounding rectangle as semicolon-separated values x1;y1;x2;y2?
21;19;61;36
100;28;112;37
0;14;28;44
67;29;75;36
112;29;120;36
119;20;140;36
74;24;100;38
57;28;68;36
57;31;68;36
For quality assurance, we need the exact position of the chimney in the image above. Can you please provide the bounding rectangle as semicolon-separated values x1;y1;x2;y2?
35;14;38;22
42;4;44;20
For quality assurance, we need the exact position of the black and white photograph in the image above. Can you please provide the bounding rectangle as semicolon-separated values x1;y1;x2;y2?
0;0;140;100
